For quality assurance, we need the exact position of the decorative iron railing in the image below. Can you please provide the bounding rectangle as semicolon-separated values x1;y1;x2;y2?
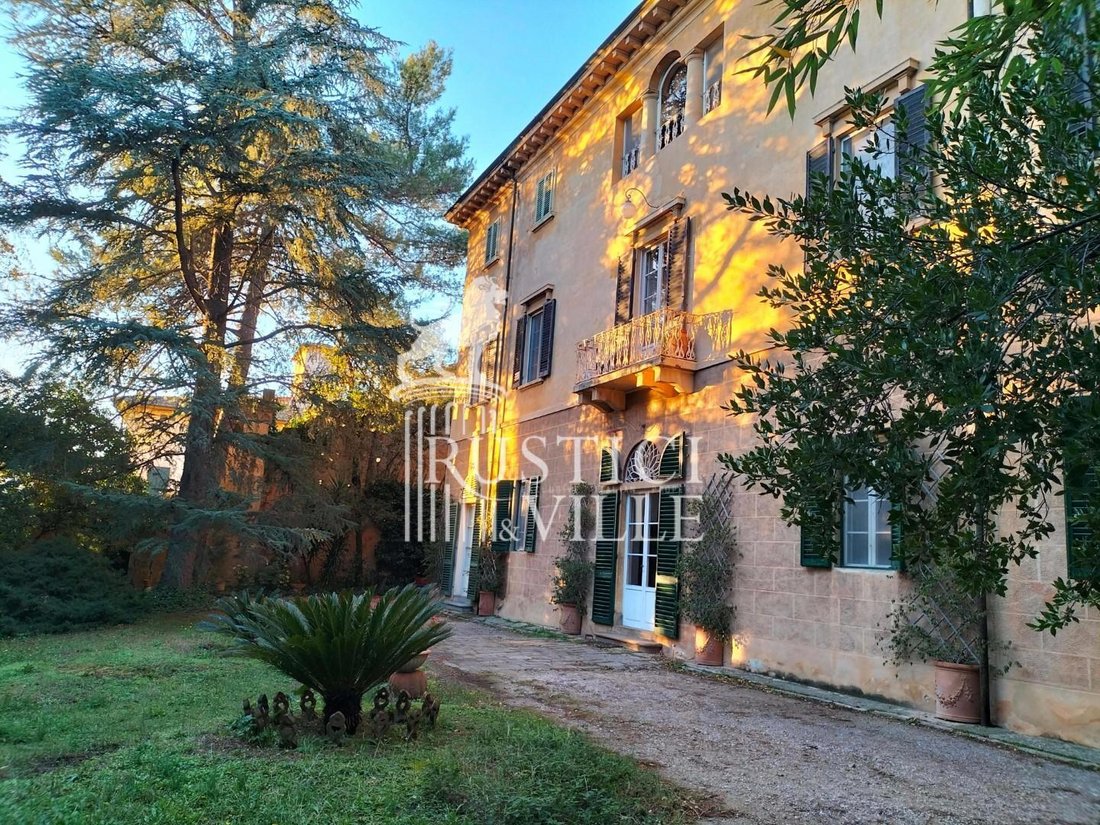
659;113;684;149
621;144;640;177
704;80;722;114
576;308;699;386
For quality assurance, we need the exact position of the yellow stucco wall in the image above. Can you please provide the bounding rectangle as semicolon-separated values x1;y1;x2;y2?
446;0;1100;748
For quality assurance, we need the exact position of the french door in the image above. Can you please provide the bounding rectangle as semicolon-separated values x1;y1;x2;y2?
622;491;659;630
455;503;476;599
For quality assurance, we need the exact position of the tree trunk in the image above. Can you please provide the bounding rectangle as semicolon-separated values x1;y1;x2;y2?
323;691;363;735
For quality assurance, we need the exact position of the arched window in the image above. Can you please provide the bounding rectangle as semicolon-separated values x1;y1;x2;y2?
658;62;688;149
623;440;662;484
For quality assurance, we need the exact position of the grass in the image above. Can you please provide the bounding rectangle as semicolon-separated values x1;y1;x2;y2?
0;615;699;824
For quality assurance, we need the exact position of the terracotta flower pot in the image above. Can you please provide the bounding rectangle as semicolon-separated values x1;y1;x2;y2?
389;669;428;699
398;651;430;673
695;628;724;667
934;661;982;723
477;590;496;616
558;603;582;635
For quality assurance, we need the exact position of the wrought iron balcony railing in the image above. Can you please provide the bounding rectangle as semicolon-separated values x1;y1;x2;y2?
659;113;684;149
576;308;699;388
621;144;640;177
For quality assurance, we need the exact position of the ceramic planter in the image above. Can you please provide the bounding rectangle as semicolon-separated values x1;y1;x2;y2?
934;661;982;723
398;651;430;673
477;590;496;616
695;628;724;667
558;603;582;635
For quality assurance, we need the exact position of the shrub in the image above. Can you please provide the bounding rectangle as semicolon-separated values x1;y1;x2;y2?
0;537;148;636
677;489;736;642
200;586;450;733
551;483;595;615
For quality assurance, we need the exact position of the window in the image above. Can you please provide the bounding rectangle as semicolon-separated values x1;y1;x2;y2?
625;491;660;589
620;108;642;177
842;485;894;568
469;337;497;404
841;121;896;202
491;477;542;552
148;465;171;496
703;37;722;114
521;306;543;383
484;220;500;266
513;297;557;385
534;171;555;224
639;240;667;316
658;63;687;149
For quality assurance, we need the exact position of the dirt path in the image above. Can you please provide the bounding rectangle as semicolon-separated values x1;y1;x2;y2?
427;618;1100;825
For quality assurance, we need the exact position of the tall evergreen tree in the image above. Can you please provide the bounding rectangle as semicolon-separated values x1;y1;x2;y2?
0;0;470;586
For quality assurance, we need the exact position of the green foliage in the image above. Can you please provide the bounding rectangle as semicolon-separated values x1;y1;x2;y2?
677;490;736;641
0;538;148;636
0;619;697;824
0;0;471;584
0;374;152;557
199;586;450;725
748;1;1074;117
551;483;596;614
722;3;1100;631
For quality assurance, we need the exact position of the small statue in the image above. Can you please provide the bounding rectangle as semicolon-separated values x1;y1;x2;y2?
372;686;390;710
326;711;347;744
300;689;318;723
273;692;291;718
276;712;298;749
405;706;422;741
368;705;391;739
393;690;411;725
253;695;270;731
421;693;440;729
242;698;253;717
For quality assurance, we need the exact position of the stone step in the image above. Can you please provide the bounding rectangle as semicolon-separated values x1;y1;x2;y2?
593;632;663;654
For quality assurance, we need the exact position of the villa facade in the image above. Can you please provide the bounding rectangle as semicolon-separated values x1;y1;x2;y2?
440;0;1100;747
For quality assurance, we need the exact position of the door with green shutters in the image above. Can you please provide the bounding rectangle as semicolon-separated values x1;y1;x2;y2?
622;491;659;630
654;485;683;639
591;491;620;626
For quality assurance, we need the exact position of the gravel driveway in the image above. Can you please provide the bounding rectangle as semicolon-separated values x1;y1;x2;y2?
427;617;1100;825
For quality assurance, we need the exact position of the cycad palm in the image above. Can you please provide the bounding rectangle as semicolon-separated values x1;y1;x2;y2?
201;586;450;733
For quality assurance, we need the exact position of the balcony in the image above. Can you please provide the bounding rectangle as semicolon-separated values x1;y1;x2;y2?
575;309;700;411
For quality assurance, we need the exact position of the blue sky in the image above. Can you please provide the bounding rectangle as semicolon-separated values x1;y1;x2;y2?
0;0;637;374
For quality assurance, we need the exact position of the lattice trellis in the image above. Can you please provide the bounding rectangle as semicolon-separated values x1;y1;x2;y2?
896;561;983;666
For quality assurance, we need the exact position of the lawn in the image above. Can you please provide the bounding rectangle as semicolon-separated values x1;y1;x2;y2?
0;615;698;824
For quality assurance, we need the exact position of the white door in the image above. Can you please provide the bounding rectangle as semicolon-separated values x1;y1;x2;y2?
622;492;659;630
454;503;476;599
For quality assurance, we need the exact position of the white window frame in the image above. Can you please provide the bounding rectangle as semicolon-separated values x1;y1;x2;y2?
534;171;555;224
484;220;500;266
842;485;894;569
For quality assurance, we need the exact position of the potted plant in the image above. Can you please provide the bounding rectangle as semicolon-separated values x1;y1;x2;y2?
476;545;503;616
678;487;736;666
551;482;595;635
883;563;1007;724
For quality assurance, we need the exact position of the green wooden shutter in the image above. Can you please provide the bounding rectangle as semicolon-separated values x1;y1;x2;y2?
799;501;833;568
665;218;690;310
654;485;683;639
440;501;458;593
1063;396;1100;581
614;256;634;325
659;433;686;479
806;139;832;196
512;315;527;386
591;491;620;626
895;85;930;197
538;299;556;379
491;480;515;553
523;477;541;552
889;499;906;572
599;447;616;483
466;498;484;602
